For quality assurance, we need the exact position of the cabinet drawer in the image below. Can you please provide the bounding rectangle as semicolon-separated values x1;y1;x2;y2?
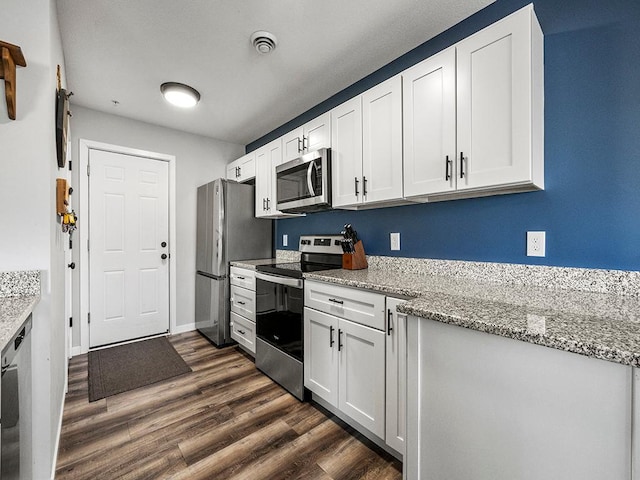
230;285;255;321
230;267;256;290
230;311;256;354
304;280;385;331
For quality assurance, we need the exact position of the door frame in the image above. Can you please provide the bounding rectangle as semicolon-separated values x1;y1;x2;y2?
77;139;177;354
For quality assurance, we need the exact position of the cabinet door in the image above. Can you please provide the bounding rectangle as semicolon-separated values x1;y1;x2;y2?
338;318;386;438
331;97;363;208
385;298;407;454
403;47;457;197
226;159;239;180
304;112;331;153
282;127;304;163
362;75;403;204
304;307;339;407
237;152;256;182
456;5;541;191
266;138;284;215
254;146;271;217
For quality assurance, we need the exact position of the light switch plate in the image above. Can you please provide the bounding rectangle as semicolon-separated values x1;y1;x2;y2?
390;232;401;251
283;234;288;247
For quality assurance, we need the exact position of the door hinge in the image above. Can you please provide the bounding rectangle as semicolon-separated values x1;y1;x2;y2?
69;317;73;328
68;160;72;171
87;239;90;251
88;313;91;324
87;164;90;176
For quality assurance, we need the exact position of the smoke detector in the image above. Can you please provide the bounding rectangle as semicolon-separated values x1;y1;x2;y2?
250;31;278;54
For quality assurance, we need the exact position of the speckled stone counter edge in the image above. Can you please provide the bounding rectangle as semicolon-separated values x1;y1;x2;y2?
0;271;40;352
0;270;41;297
365;255;640;297
275;250;640;297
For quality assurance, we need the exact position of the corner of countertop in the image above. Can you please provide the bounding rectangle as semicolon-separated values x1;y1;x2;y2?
0;270;41;297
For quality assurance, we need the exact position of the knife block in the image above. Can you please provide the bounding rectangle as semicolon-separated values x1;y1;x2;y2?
342;240;368;270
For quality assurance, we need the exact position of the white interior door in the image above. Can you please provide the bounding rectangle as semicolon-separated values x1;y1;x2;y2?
89;149;170;347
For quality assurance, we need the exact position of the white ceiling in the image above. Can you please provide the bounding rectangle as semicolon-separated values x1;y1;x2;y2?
56;0;494;146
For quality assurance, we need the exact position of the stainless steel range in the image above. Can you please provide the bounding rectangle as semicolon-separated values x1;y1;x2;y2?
254;235;343;400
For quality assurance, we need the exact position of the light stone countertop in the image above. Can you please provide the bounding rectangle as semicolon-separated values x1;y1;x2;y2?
0;295;39;352
0;271;40;353
303;267;640;368
230;259;274;270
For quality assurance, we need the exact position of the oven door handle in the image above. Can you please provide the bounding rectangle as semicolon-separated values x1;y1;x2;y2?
255;272;303;289
306;161;316;197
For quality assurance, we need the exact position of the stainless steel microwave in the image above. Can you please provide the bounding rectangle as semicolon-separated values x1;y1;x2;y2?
276;148;331;213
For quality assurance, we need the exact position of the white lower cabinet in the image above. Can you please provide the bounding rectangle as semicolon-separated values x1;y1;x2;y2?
229;267;256;355
304;306;386;438
385;298;406;455
406;316;632;480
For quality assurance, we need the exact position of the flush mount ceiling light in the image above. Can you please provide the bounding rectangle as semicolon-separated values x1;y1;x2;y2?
160;82;200;108
250;31;278;54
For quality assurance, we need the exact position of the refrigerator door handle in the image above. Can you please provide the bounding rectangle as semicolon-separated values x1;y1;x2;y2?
215;182;225;275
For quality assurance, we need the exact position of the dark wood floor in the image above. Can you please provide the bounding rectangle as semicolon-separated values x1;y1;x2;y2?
56;331;403;480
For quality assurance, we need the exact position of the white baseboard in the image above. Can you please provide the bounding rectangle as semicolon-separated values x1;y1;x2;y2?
51;389;67;479
71;345;83;357
172;322;196;335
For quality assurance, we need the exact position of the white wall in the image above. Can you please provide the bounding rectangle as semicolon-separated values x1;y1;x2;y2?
0;0;69;477
69;106;244;346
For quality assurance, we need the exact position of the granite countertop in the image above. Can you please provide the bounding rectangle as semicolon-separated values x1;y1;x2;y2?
0;295;39;351
0;271;40;353
303;268;640;368
230;259;275;270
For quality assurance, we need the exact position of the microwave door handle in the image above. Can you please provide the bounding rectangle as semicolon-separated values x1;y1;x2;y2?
306;162;316;197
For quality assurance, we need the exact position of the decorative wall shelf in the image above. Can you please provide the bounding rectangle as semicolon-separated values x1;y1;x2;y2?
0;40;27;120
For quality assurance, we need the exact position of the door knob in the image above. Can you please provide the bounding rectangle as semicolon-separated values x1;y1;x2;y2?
67;262;75;269
161;254;168;260
161;241;167;248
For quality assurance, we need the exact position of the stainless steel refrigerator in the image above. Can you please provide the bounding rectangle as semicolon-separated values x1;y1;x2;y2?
195;179;273;346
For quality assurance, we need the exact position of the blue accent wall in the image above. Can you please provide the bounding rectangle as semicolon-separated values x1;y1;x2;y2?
248;0;640;271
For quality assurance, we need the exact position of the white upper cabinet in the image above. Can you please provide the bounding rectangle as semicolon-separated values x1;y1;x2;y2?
403;4;543;201
255;138;281;218
226;152;256;183
331;76;403;209
456;4;543;194
403;47;457;197
282;112;331;162
331;96;363;207
255;138;302;218
362;75;403;204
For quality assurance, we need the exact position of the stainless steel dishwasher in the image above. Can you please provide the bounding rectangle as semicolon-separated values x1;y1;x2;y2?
1;315;32;480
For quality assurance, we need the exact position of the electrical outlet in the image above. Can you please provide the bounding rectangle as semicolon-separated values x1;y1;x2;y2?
282;234;288;247
390;232;401;251
527;231;546;257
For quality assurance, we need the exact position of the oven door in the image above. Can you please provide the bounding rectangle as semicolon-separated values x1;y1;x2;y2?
276;148;331;213
255;272;304;362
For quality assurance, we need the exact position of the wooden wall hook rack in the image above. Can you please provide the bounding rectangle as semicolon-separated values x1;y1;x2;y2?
0;41;27;120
